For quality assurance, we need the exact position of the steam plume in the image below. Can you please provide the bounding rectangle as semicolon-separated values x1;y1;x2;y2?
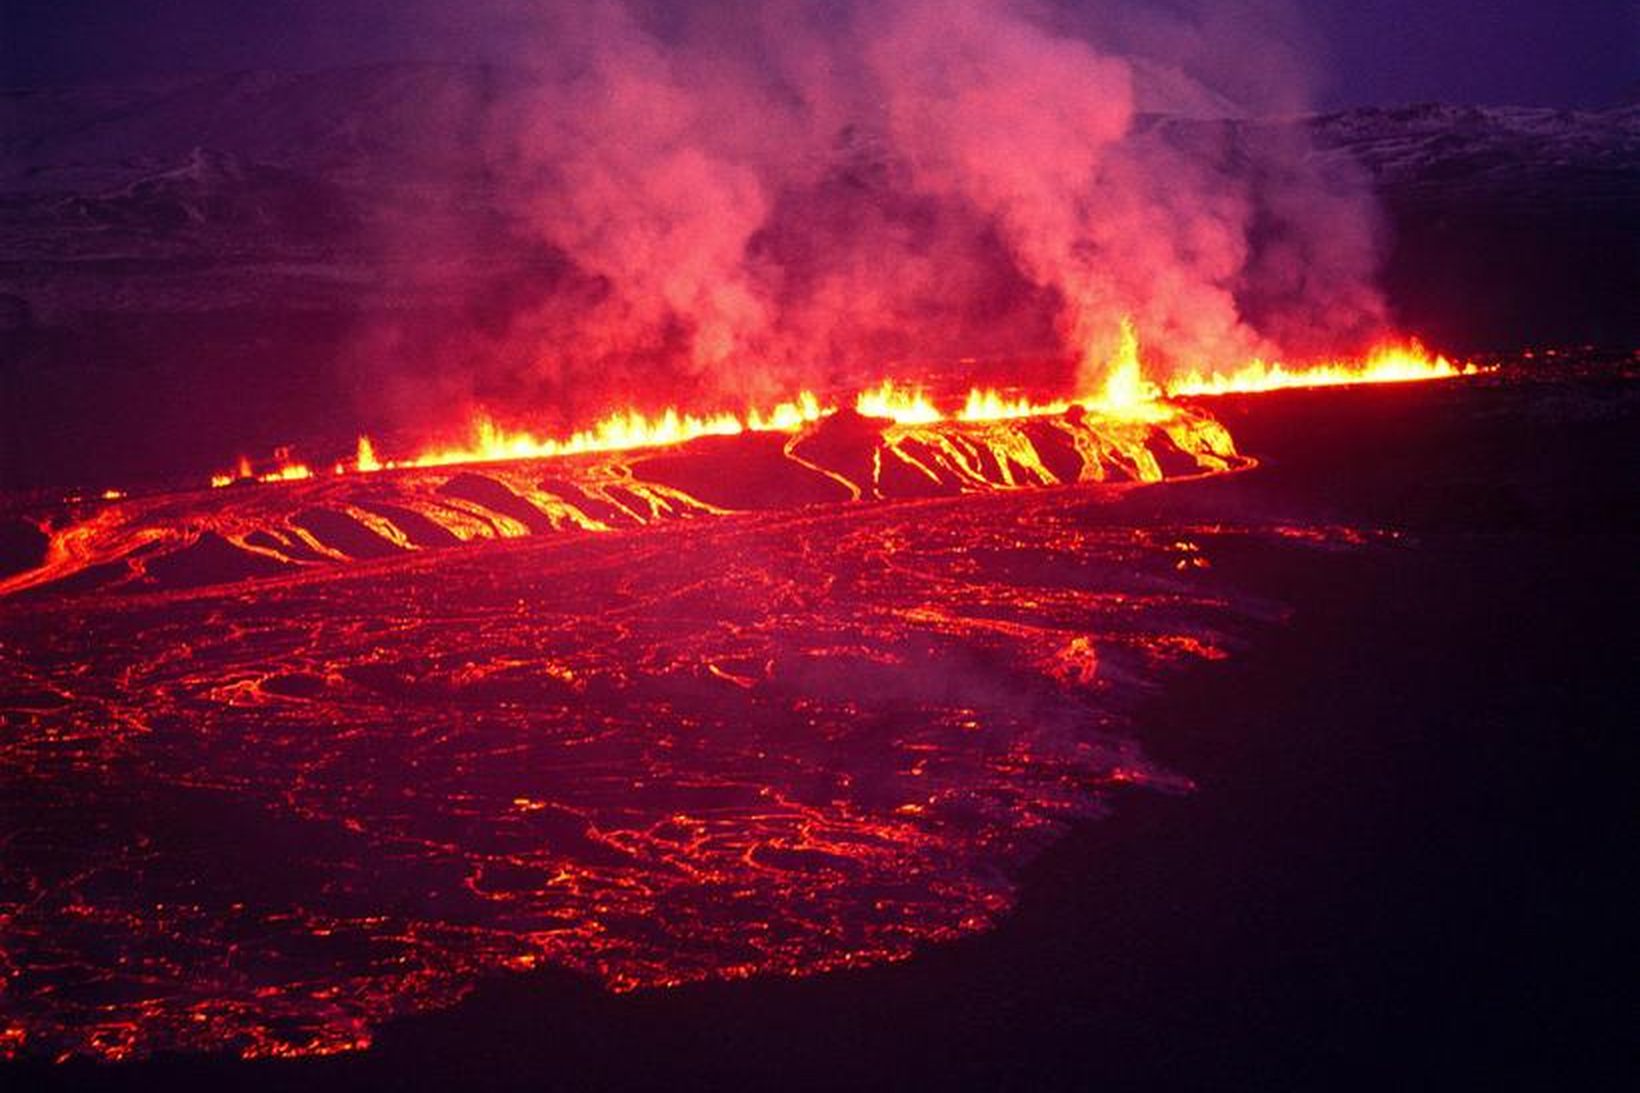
365;0;1388;427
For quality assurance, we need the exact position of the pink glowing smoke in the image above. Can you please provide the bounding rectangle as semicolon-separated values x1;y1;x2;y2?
369;0;1390;419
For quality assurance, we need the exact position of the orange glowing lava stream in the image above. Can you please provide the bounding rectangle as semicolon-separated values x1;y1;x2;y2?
1164;342;1479;397
207;332;1476;489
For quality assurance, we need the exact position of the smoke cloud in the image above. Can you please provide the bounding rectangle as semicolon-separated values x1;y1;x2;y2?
361;0;1389;427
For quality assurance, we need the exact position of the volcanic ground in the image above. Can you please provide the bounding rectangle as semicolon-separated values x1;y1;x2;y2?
1;359;1634;1078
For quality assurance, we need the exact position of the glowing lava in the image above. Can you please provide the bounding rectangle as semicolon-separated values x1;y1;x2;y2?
1;460;1299;1062
855;380;943;424
1165;341;1478;397
0;319;1488;1063
1089;318;1165;420
203;325;1475;493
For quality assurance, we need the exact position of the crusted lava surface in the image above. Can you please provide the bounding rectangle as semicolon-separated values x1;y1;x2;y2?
0;403;1278;1059
63;375;1640;1064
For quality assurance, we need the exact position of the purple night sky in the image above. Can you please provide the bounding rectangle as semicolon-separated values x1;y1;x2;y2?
4;0;1634;107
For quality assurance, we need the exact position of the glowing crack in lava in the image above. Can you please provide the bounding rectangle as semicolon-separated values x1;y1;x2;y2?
0;340;1473;1061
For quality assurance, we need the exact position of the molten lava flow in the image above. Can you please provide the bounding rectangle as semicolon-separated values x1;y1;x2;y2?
210;456;254;488
854;380;942;424
259;463;313;483
1;465;1277;1061
0;315;1492;1062
956;388;1078;422
210;394;832;488
412;393;832;468
1088;318;1165;419
5;389;1247;602
1166;341;1479;397
212;453;313;488
199;323;1473;492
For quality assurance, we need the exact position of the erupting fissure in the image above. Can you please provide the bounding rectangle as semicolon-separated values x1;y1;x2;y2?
1165;342;1479;397
205;329;1473;491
